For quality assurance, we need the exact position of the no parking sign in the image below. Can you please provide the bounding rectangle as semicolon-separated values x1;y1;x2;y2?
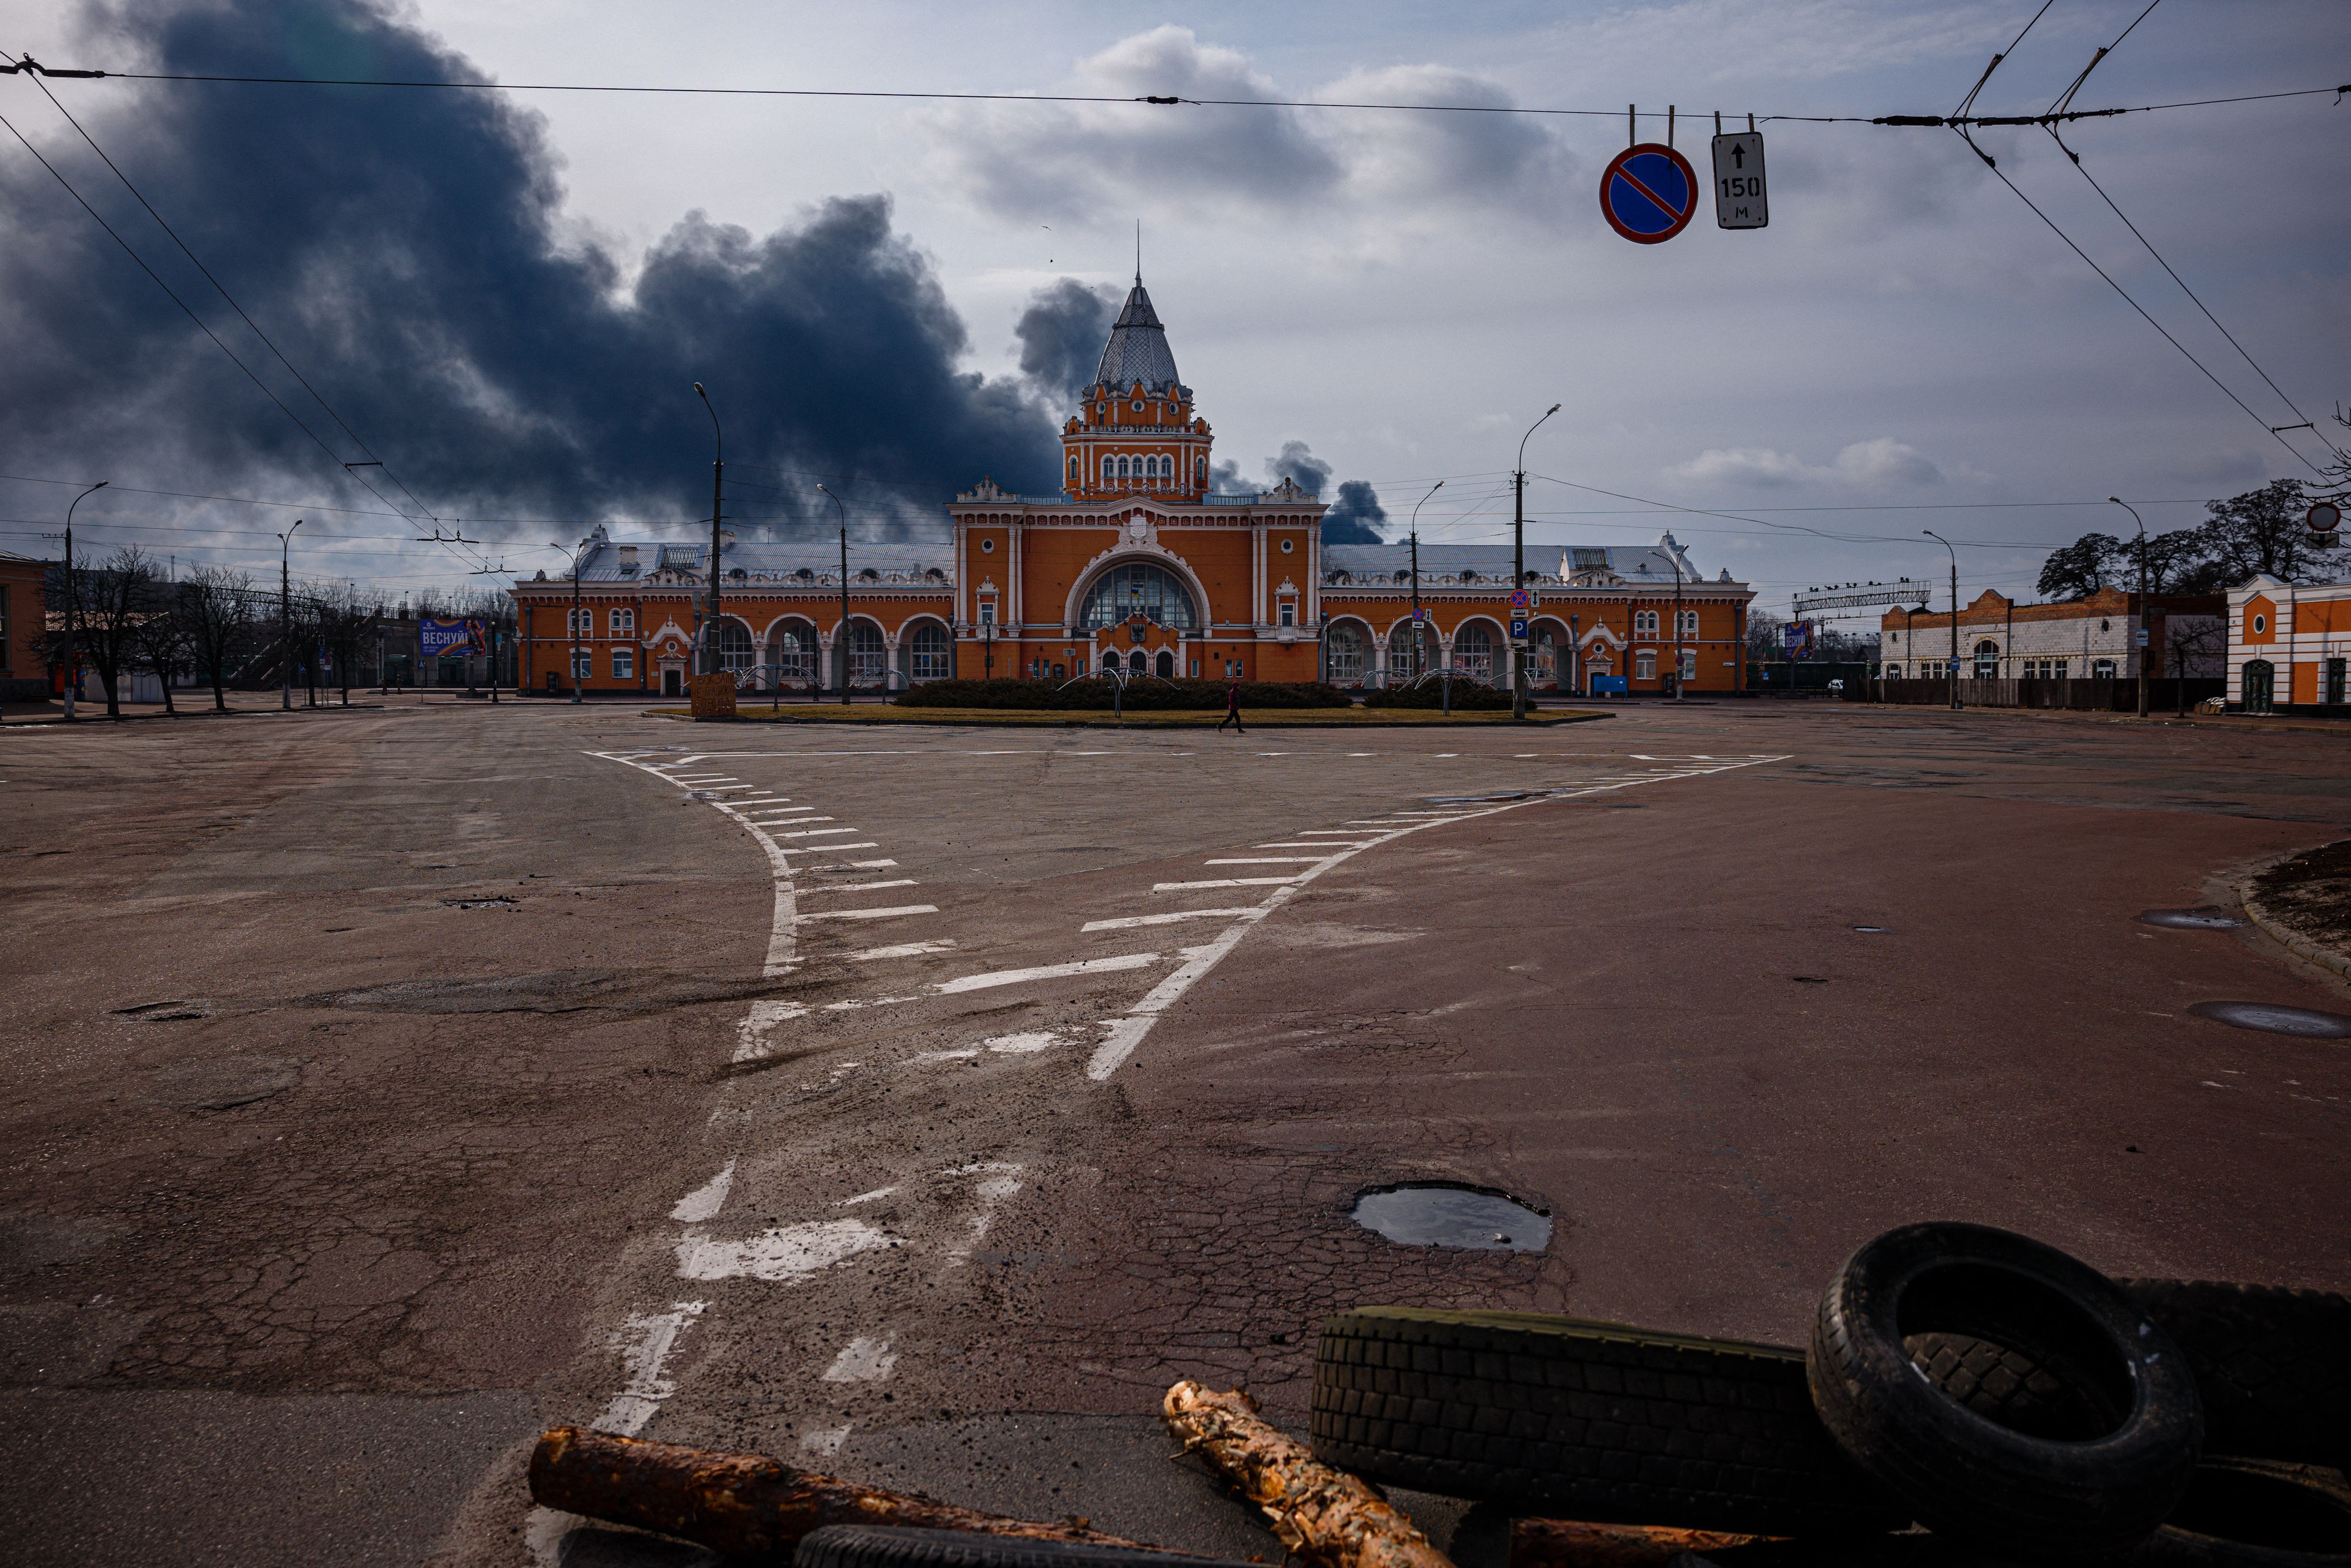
1600;143;1699;244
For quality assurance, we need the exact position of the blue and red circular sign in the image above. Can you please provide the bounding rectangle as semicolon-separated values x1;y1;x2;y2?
1600;143;1699;243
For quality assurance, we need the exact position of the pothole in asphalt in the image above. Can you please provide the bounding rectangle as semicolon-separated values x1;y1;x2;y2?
2188;1001;2351;1039
143;1056;306;1111
442;896;518;910
1351;1182;1551;1251
112;999;216;1020
2138;909;2248;930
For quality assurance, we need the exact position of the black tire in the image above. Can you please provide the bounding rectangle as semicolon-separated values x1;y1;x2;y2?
796;1527;1257;1568
1310;1306;1907;1536
1905;1332;2115;1440
1809;1222;2204;1555
2131;1459;2351;1566
2119;1281;2351;1471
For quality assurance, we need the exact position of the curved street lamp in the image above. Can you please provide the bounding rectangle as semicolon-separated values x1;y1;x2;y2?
1924;530;1960;711
817;485;852;706
1513;404;1560;718
694;383;724;679
1404;480;1442;685
56;480;106;720
2109;497;2149;718
550;538;591;703
276;518;304;711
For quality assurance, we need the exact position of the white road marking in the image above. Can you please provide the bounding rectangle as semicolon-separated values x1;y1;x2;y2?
837;1187;896;1207
914;1048;980;1064
932;951;1164;994
1205;857;1327;865
1082;909;1261;931
815;859;898;870
821;1336;897;1382
785;842;880;855
772;824;851;837
1255;840;1374;849
590;1302;706;1435
983;1031;1059;1053
669;1160;736;1223
797;904;940;922
1155;876;1304;890
798;879;919;894
846;939;955;960
801;1426;852;1456
734;999;811;1062
676;1219;896;1282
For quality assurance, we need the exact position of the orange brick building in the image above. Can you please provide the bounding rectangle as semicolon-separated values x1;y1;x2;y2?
510;280;1753;696
0;549;55;702
2229;575;2351;712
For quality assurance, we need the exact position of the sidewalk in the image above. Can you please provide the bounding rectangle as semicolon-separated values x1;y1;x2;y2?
1848;700;2351;740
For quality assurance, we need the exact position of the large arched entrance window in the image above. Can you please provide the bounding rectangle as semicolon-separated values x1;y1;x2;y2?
2243;659;2274;714
845;622;887;687
1973;639;2001;680
1452;621;1497;682
1327;622;1368;685
1080;562;1199;630
714;619;755;673
907;621;951;682
1388;623;1431;682
768;618;817;685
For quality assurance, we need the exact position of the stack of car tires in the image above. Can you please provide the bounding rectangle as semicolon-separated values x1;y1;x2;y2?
1311;1222;2350;1562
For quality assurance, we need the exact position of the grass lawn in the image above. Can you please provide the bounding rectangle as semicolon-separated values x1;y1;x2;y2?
645;705;1612;728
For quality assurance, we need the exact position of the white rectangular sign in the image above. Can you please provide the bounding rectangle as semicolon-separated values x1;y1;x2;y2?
1711;132;1768;229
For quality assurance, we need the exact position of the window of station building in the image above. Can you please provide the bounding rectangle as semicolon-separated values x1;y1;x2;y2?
1280;538;1295;554
1679;648;1697;681
2092;657;2117;680
715;620;755;672
1080;563;1199;631
1278;600;1296;628
1633;609;1659;636
612;647;634;681
1677;609;1698;638
1975;641;2002;679
979;601;995;625
610;607;635;634
568;607;592;635
909;622;951;682
979;538;994;553
571;648;592;679
769;623;817;682
1634;649;1657;681
1453;622;1496;682
1327;622;1367;684
846;623;888;687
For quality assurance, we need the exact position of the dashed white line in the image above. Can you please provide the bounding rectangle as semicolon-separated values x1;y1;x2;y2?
1082;909;1263;932
797;904;941;922
798;879;919;894
1154;876;1304;890
1205;857;1327;865
932;951;1166;993
846;939;957;960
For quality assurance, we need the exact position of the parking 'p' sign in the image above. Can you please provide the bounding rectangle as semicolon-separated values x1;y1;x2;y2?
1599;143;1699;244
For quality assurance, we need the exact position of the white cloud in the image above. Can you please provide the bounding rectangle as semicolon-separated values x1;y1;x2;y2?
1670;437;1958;488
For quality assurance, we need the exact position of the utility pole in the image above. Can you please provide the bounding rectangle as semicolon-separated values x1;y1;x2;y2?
49;480;106;720
1924;530;1960;711
277;518;303;711
2110;497;2149;719
819;485;851;705
1513;404;1560;721
694;383;724;679
1669;544;1685;701
1408;481;1441;686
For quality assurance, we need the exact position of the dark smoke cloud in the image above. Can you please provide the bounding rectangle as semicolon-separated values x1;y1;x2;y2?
1014;279;1118;405
1322;478;1385;544
0;0;1063;545
1265;440;1330;496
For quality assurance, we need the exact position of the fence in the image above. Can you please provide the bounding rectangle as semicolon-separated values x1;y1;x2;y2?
1858;677;2225;711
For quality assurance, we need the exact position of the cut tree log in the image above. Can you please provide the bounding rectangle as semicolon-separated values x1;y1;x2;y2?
1161;1381;1455;1568
1508;1517;1770;1568
530;1426;1164;1561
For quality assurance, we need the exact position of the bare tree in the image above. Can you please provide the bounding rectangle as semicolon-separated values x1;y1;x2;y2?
180;567;256;711
129;577;197;716
79;547;155;719
316;587;377;707
2166;619;2223;716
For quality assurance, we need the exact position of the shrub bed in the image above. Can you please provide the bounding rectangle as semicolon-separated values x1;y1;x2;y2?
1361;679;1513;710
897;677;1352;711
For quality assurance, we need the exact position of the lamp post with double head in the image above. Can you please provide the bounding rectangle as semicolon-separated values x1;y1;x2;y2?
1408;480;1441;685
277;518;303;711
55;480;106;719
818;485;852;706
1513;404;1560;719
1924;530;1960;711
2109;497;2150;718
550;538;590;702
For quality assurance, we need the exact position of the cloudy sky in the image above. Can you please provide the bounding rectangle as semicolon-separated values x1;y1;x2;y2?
2;0;2343;614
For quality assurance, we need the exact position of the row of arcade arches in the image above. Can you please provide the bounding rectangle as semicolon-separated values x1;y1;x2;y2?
702;614;953;689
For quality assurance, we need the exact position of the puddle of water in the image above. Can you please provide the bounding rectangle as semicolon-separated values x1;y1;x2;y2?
2138;909;2248;930
1351;1182;1550;1251
2188;1001;2351;1040
1853;926;1890;934
443;897;518;910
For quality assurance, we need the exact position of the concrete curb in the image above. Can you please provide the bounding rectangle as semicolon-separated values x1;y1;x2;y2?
2238;843;2351;986
642;709;1615;729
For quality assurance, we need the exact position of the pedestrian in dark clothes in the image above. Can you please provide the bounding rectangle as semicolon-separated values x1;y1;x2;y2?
1217;678;1244;734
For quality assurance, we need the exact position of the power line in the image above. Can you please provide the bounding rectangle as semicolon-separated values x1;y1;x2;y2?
5;53;2339;127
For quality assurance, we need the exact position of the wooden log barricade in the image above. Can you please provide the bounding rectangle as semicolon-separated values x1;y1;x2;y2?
529;1425;1161;1561
1161;1381;1456;1568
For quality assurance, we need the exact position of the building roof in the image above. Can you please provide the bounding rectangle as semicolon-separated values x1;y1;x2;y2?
1093;280;1184;396
1323;534;1737;588
552;530;955;587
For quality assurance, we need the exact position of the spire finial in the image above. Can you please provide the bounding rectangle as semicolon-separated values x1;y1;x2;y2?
1135;219;1142;284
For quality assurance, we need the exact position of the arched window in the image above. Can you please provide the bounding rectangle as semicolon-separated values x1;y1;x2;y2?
1973;639;2001;679
769;619;817;684
715;619;755;672
1080;562;1199;630
1453;622;1496;682
909;622;951;682
1117;455;1130;478
1156;649;1175;678
1327;622;1368;685
846;622;887;687
1101;455;1114;482
1194;455;1205;485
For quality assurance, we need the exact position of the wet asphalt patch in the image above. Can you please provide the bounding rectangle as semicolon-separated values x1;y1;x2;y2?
2138;909;2249;930
1351;1182;1552;1252
2187;1001;2351;1040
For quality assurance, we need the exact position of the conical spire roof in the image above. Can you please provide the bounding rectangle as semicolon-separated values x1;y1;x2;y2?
1093;280;1181;394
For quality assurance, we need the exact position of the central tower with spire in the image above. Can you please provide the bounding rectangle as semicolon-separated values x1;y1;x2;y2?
1060;274;1213;501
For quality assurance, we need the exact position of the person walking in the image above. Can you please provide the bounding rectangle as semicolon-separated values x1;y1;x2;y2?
1217;677;1244;735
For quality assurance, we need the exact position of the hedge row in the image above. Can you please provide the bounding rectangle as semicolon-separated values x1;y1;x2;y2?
896;677;1354;711
1359;679;1514;710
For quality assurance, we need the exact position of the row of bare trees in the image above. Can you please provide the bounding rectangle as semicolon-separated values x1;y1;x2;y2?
56;546;386;718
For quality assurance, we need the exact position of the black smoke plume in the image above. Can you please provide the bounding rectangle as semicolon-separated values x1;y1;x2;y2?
1015;279;1118;405
1322;479;1385;543
0;0;1064;550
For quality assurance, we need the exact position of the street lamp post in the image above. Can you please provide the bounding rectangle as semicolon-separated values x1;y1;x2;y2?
277;518;303;711
1513;404;1561;721
1408;481;1441;686
550;538;589;702
1924;530;1960;712
1667;545;1686;701
2109;497;2150;719
56;480;106;720
694;383;724;679
818;485;852;706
